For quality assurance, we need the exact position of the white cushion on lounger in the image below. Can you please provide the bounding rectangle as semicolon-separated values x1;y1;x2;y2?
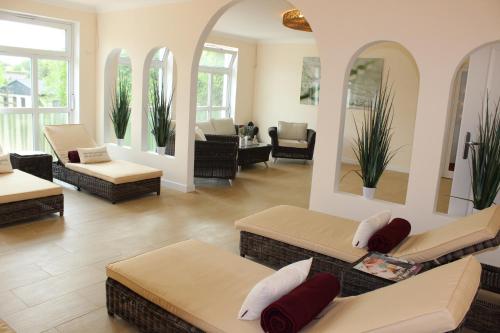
391;205;500;262
106;240;479;333
235;205;367;263
66;160;162;185
0;170;62;204
44;124;97;165
308;256;480;333
278;139;308;149
212;118;236;136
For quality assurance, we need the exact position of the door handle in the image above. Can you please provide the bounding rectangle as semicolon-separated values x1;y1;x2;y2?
462;131;479;159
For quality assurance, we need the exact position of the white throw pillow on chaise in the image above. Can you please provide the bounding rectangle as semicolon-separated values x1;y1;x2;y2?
352;210;392;248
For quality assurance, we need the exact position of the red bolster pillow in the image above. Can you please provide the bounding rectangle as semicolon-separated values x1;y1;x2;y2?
367;218;411;253
260;273;340;333
68;150;80;163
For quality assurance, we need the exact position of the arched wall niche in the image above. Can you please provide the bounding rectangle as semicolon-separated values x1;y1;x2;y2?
103;48;132;146
335;40;420;205
436;39;500;216
142;46;177;154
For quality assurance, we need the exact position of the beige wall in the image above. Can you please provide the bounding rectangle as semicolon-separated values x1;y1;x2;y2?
342;42;419;173
207;33;257;125
0;0;97;138
252;42;319;143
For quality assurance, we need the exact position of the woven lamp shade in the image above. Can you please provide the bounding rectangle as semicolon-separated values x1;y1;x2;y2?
282;9;312;32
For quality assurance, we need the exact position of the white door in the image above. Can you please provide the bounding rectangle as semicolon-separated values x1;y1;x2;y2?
448;43;500;216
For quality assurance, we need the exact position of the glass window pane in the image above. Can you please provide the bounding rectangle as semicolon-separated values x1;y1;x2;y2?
211;73;227;107
0;55;32;108
210;110;227;120
39;112;68;155
196;110;208;122
199;50;232;68
0;19;66;52
0;113;33;152
38;59;68;108
197;72;209;107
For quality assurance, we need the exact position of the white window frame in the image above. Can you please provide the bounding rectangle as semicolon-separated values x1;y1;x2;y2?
0;11;74;150
197;44;237;121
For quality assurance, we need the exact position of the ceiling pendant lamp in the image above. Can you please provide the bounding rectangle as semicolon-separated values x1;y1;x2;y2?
282;9;312;32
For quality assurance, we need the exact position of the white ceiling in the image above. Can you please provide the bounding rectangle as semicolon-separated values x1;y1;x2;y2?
213;0;314;43
34;0;314;42
33;0;190;13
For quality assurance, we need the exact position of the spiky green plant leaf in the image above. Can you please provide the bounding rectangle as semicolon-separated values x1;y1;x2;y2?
109;72;131;139
470;93;500;210
352;77;397;188
147;75;173;148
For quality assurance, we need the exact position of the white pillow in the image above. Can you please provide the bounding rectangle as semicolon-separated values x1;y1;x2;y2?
278;121;308;141
196;121;216;135
352;210;392;248
194;127;207;141
212;118;235;135
77;146;111;164
0;153;13;173
238;258;312;321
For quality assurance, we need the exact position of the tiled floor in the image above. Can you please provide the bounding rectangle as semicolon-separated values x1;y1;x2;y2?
0;160;312;332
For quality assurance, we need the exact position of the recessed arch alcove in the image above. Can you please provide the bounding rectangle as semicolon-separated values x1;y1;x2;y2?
104;48;132;146
336;41;420;205
142;47;176;155
436;40;500;216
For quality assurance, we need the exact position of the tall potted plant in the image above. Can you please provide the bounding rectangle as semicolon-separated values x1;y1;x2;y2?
147;76;173;155
353;78;397;199
110;72;131;146
469;94;500;212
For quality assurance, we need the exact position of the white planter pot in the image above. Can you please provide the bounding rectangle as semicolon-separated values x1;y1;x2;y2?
363;187;376;199
156;147;166;155
117;139;124;146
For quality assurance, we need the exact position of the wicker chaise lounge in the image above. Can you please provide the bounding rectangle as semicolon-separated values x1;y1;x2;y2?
235;205;500;278
0;169;63;225
106;239;480;332
44;124;162;203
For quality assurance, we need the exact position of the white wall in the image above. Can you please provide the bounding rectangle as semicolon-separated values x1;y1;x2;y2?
252;42;319;143
342;42;419;173
206;33;257;125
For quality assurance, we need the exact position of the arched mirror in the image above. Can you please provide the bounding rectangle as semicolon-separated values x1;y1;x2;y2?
437;42;500;216
143;47;175;156
338;42;420;204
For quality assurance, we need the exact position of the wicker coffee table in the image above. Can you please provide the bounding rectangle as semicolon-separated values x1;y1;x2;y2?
237;142;272;168
10;151;53;181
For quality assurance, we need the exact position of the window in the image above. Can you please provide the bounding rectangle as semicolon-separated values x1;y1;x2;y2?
196;44;237;122
146;47;174;152
117;50;132;146
0;12;73;154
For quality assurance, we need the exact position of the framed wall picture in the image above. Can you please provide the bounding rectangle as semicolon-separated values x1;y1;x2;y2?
347;58;384;109
300;57;321;105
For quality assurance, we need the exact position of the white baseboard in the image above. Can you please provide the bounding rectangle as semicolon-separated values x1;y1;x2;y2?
161;179;195;193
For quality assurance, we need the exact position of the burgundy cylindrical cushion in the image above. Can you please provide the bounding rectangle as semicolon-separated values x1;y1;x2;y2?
368;218;411;253
260;273;340;333
68;150;80;163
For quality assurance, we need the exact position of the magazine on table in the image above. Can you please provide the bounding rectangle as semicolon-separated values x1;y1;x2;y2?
353;253;423;282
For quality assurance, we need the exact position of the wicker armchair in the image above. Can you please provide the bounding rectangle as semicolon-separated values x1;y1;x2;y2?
268;126;316;160
194;134;238;179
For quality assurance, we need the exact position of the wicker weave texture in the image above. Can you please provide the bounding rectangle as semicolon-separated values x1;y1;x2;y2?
53;163;160;203
106;278;204;333
0;195;63;226
10;153;53;181
268;127;316;160
238;145;272;166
